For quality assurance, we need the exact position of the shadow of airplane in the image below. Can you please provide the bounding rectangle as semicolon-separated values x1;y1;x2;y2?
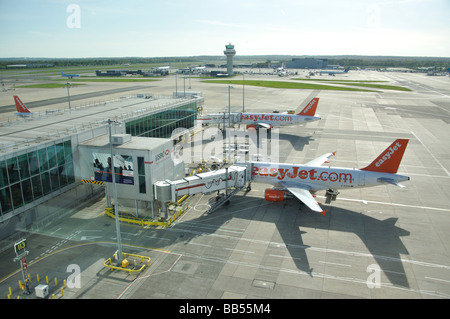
169;192;410;289
277;133;315;154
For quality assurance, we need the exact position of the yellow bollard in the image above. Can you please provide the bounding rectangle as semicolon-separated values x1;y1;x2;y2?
63;280;67;289
61;287;64;297
8;287;12;295
52;294;55;299
36;274;40;282
7;294;10;299
46;276;49;284
27;274;31;281
54;277;58;286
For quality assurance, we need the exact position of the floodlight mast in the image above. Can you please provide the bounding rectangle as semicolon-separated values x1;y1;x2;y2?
108;119;123;261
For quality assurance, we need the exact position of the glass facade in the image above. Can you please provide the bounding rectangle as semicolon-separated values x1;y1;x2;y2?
0;140;75;216
125;102;197;138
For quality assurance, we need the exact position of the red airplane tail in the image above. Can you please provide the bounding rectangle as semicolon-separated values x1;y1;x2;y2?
361;139;409;174
298;98;319;116
14;96;31;113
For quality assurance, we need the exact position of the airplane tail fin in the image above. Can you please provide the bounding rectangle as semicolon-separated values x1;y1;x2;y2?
298;98;319;116
361;139;409;174
344;67;349;73
14;96;31;113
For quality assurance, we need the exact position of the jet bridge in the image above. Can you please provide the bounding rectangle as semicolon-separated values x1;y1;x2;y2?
154;163;252;217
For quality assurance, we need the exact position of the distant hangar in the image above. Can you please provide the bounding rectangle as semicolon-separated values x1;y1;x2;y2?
286;58;328;69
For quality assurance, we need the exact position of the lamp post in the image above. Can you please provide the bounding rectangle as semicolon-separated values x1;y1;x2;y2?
108;119;123;262
228;85;233;162
175;73;178;96
242;73;245;113
65;82;72;111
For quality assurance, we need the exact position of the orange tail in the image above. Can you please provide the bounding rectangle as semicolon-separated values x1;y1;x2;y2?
298;98;319;116
361;139;409;174
14;96;31;113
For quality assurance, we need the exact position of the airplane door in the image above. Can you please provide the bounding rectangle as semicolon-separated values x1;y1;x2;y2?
359;172;365;186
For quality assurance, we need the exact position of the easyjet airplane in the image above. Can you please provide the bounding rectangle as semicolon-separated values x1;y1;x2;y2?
13;96;34;117
197;98;321;130
247;139;410;215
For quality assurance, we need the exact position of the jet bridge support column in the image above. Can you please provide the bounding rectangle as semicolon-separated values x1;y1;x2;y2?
154;180;172;219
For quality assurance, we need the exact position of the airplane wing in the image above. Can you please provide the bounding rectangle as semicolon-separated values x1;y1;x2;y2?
279;181;327;216
304;152;335;167
256;123;273;129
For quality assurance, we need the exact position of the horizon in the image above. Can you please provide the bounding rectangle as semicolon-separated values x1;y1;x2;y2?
2;54;450;61
1;0;449;59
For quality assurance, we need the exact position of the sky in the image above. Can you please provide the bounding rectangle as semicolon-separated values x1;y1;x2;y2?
0;0;449;58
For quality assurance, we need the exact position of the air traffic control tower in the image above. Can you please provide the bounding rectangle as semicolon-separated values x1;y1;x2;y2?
224;43;236;76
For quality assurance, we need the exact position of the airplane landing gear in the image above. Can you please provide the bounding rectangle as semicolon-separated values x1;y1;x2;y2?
325;189;339;204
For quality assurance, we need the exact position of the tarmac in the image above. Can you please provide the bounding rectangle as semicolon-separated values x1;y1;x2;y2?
1;69;450;300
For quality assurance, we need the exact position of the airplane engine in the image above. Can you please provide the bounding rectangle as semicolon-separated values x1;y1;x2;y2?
246;124;257;130
264;189;286;202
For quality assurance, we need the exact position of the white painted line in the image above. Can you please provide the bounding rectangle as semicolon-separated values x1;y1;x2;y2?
49;227;61;235
318;195;450;213
320;260;352;268
226;248;254;254
144;235;172;241
425;276;450;284
269;254;302;261
382;269;405;275
188;242;212;248
410;130;450;177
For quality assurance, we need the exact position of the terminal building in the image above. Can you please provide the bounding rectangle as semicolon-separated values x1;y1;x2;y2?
0;94;203;240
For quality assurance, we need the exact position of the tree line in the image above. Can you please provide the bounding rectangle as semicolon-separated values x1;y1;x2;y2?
1;56;449;70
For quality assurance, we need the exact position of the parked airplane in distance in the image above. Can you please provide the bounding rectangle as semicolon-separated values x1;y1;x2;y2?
192;64;206;71
318;67;350;76
156;63;171;70
198;98;321;130
13;96;34;117
61;70;80;79
249;139;410;215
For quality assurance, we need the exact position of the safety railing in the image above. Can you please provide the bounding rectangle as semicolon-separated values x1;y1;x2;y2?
104;197;189;228
103;252;150;275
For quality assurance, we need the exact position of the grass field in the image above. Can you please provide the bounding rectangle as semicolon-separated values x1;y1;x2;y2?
291;78;411;91
53;77;161;82
201;79;378;92
292;78;388;83
330;82;411;91
16;83;86;89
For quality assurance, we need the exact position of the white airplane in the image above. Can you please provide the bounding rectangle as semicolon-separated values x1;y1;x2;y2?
247;139;410;215
13;96;34;117
198;98;321;130
192;64;206;71
156;63;171;71
275;64;285;72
